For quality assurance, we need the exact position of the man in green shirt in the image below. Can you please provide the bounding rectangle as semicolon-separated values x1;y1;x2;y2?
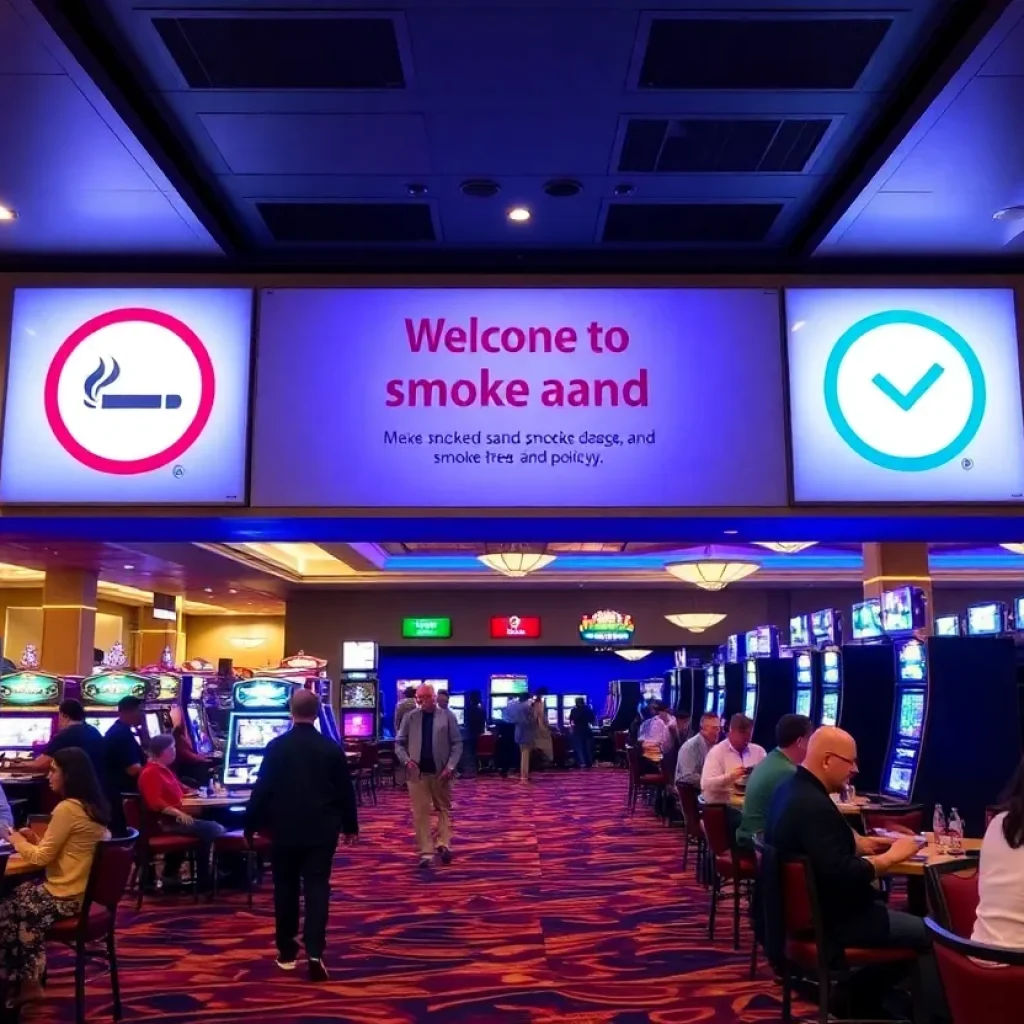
736;713;812;847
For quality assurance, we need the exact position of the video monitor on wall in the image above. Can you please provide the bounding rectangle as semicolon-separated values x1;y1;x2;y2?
966;602;1007;636
851;599;883;640
934;614;960;637
342;641;377;672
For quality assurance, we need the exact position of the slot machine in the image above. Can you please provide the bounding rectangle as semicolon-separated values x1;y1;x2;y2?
264;652;339;742
79;671;155;739
703;659;718;716
488;674;528;720
448;693;466;726
933;614;961;637
543;694;559;726
742;626;791;749
339;641;380;743
0;670;64;761
137;663;182;740
639;678;664;712
717;636;746;727
182;657;227;744
221;677;298;788
560;693;586;728
789;614;815;720
811;607;844;728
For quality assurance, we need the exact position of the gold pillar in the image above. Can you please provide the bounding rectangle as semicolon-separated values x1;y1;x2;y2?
862;543;932;630
41;569;98;676
132;597;185;667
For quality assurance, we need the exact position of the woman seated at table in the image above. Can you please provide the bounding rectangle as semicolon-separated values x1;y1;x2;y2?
0;747;110;1006
139;734;224;892
973;758;1024;950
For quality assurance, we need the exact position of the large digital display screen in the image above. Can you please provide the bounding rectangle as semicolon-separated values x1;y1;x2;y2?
0;288;252;503
251;289;788;507
786;289;1024;502
234;716;289;749
897;692;925;739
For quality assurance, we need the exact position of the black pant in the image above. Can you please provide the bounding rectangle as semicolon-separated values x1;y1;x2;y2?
271;842;337;960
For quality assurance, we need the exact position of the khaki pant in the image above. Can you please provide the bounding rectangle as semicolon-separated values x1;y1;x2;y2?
408;774;453;856
519;743;532;781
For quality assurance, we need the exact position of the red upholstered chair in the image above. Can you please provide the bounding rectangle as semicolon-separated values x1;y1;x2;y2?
122;796;201;910
675;783;706;877
475;732;497;771
45;831;138;1024
351;744;379;806
624;745;662;814
924;861;979;938
700;802;757;950
211;831;273;907
760;842;917;1024
927;917;1024;1024
861;804;925;835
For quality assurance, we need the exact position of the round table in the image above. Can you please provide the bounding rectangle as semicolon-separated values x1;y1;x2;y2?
181;795;249;810
5;854;39;878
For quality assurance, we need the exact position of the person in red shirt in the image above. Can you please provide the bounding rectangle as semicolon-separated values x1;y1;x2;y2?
139;734;224;892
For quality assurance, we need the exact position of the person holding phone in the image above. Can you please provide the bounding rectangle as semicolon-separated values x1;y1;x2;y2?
0;747;109;1006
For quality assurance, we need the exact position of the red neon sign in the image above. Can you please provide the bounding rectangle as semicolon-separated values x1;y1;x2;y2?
490;615;542;639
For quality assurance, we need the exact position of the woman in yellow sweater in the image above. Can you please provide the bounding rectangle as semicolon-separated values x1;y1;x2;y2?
0;747;110;1005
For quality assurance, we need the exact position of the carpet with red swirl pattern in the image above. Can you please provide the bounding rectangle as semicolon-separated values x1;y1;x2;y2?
30;768;801;1023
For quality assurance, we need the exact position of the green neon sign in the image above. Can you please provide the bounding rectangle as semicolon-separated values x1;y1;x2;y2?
402;617;452;639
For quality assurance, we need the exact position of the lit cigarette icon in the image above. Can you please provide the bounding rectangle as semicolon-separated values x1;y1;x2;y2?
99;394;182;409
82;356;182;410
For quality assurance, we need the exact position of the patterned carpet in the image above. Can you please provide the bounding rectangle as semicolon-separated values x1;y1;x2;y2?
31;768;799;1023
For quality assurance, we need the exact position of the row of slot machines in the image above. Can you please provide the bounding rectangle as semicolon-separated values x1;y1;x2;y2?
0;667;215;762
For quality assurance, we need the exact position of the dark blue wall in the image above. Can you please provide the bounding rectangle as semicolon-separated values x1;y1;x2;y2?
378;646;676;726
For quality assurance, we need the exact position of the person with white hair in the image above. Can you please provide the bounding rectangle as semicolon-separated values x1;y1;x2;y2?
396;684;463;870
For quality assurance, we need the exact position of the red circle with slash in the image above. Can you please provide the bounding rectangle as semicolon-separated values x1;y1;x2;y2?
43;307;216;475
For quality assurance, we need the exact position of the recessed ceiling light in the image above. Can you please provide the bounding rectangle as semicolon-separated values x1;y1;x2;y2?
203;587;213;593
0;205;17;222
123;564;134;570
508;207;531;223
228;588;238;594
993;206;1024;221
543;179;582;198
460;179;500;198
723;530;739;535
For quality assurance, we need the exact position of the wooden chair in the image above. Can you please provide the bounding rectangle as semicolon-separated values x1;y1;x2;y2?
475;732;497;771
624;746;663;814
924;860;979;937
375;739;398;788
45;831;138;1024
612;731;628;768
351;744;379;806
122;796;200;909
700;802;756;950
760;841;917;1024
675;782;706;877
927;917;1024;1024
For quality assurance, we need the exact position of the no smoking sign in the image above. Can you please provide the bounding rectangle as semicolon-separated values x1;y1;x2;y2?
43;307;216;475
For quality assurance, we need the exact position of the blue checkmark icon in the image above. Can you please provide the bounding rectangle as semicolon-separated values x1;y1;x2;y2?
871;362;944;411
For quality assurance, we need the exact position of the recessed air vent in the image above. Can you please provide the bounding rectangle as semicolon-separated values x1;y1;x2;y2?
153;16;405;89
461;179;501;198
543;179;583;198
602;203;782;244
619;118;831;173
640;18;892;90
257;203;434;244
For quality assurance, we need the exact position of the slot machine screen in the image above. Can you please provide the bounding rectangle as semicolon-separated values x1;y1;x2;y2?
704;688;715;712
744;630;758;657
821;692;839;726
897;692;925;740
235;716;290;750
715;690;726;718
726;635;740;663
544;695;558;725
743;689;757;719
887;762;914;797
795;689;812;717
342;712;374;739
966;603;1005;636
341;641;377;671
0;717;51;750
1016;597;1024;630
811;608;835;646
490;676;528;696
789;615;810;648
491;695;511;716
186;705;214;755
795;653;812;685
341;682;376;708
641;681;662;701
934;614;960;637
144;712;162;738
86;716;116;736
822;650;840;684
851;599;883;639
745;660;757;685
897;641;926;683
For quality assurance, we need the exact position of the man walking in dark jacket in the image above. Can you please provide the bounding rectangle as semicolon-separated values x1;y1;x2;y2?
246;689;358;981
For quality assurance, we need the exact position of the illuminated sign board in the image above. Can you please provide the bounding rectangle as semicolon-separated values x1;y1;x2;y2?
401;617;453;639
490;615;542;639
579;610;635;645
82;673;152;706
0;672;61;707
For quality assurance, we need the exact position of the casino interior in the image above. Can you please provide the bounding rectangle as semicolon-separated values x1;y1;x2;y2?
3;1;1024;1022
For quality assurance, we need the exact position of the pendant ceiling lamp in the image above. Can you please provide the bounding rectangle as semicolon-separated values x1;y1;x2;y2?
664;613;727;633
613;648;652;662
477;545;556;577
752;542;818;555
665;548;760;591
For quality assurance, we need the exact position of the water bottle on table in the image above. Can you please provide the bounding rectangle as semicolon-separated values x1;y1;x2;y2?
933;804;947;851
947;808;964;853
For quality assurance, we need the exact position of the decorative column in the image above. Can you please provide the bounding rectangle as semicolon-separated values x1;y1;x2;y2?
133;597;185;667
862;543;932;629
40;569;98;676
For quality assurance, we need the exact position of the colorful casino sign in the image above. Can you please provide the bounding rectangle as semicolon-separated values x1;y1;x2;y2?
235;679;292;708
0;672;61;706
579;610;635;645
82;673;153;706
490;615;542;639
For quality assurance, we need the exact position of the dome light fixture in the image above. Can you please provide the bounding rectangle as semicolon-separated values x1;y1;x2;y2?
664;613;727;633
478;545;555;577
507;206;531;223
753;542;818;555
613;648;652;662
665;548;760;591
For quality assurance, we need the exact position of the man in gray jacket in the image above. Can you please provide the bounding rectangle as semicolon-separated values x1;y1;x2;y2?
396;683;463;869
